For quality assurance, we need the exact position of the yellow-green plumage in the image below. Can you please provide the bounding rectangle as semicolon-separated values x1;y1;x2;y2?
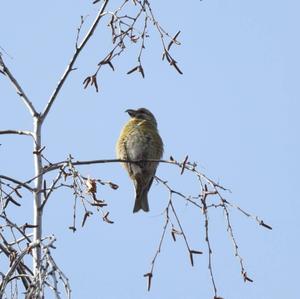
116;108;163;213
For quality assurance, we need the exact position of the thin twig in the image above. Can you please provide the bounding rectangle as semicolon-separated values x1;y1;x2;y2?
0;175;34;192
144;205;169;291
201;190;218;297
44;158;176;173
0;240;40;297
41;0;110;121
0;55;37;117
0;130;33;137
40;171;64;210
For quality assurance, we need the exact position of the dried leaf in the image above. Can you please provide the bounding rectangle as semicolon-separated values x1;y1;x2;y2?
69;226;76;232
171;228;182;241
43;179;47;199
109;182;119;190
164;51;172;63
61;169;69;181
86;178;97;194
82;211;93;227
105;51;113;62
139;65;145;78
260;220;272;230
172;228;182;235
83;76;91;89
32;145;45;155
243;272;253;283
189;251;194;267
167;30;181;51
23;223;38;229
131;35;139;43
190;250;203;255
83;74;100;92
180;155;189;175
103;212;114;224
172;61;183;75
143;272;153;291
127;66;139;75
171;231;176;241
98;51;114;70
4;196;21;208
107;61;115;71
189;249;203;267
91;75;99;92
92;199;107;207
15;187;22;198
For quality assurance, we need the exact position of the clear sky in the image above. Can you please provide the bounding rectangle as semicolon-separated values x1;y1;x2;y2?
0;1;299;298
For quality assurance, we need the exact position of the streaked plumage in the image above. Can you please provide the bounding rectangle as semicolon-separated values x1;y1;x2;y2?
116;108;163;213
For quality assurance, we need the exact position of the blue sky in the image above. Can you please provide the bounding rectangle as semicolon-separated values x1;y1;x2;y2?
0;1;299;298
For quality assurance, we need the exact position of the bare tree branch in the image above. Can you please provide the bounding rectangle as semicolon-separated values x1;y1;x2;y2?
0;55;37;117
43;158;176;173
40;171;64;210
0;130;33;137
2;155;270;233
145;175;203;291
201;188;218;297
84;0;183;89
0;240;40;297
0;0;271;295
41;0;110;121
0;242;31;291
0;175;34;192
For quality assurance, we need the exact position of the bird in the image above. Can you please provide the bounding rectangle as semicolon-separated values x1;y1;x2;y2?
116;108;163;213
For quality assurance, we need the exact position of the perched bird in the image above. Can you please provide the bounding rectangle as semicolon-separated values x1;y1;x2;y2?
116;108;163;213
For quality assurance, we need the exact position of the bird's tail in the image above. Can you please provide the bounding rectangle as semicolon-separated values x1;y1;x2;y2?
133;176;153;213
133;191;149;213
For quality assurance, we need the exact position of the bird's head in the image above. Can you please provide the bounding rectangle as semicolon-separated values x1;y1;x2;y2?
125;108;158;127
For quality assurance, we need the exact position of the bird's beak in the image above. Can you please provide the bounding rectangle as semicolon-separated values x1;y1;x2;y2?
125;109;136;117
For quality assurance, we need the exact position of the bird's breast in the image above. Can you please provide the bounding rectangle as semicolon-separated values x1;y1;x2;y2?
117;119;163;161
